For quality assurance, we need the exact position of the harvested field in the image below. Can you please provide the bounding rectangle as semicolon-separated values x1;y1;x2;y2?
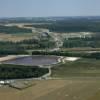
88;90;100;100
0;79;100;100
61;47;100;52
0;33;35;42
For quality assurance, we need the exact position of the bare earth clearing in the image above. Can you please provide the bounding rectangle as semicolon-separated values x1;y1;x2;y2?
0;79;100;100
0;55;29;62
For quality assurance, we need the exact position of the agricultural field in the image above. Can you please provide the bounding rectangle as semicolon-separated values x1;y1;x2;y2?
51;58;100;78
0;17;100;100
0;24;37;42
0;79;100;100
0;33;36;42
89;91;100;100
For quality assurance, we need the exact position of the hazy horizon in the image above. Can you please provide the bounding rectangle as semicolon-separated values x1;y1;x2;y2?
0;0;100;17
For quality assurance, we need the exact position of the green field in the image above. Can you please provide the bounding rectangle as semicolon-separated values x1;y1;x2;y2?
51;58;100;77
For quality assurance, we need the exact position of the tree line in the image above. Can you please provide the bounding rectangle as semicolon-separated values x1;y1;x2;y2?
63;37;100;48
0;25;32;34
32;50;100;59
25;20;100;33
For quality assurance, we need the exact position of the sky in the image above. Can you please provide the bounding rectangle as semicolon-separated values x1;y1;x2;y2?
0;0;100;17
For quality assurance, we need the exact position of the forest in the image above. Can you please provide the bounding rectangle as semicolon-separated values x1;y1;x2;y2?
0;64;48;79
32;50;100;59
0;25;32;34
24;18;100;33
